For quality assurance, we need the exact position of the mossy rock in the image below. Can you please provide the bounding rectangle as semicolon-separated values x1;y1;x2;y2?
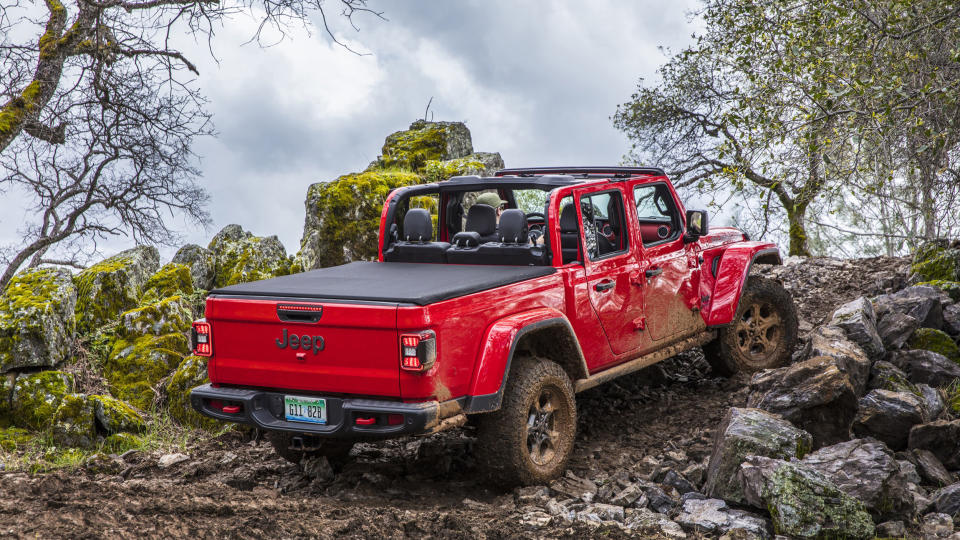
73;246;160;335
103;432;141;453
89;394;145;434
208;225;291;288
917;280;960;303
141;263;194;303
0;426;33;452
165;355;220;430
104;333;188;410
371;120;473;172
909;328;960;364
118;296;193;339
51;394;97;449
0;267;77;372
10;370;74;430
297;170;424;270
421;152;505;182
912;239;960;282
172;244;216;291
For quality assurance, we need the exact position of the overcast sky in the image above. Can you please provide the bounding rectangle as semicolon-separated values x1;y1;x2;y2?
4;1;705;261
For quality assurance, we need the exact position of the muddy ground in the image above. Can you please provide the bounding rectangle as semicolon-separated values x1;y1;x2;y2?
0;256;909;539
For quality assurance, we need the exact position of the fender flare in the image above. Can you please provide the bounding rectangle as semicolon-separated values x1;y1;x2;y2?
704;243;782;327
463;308;586;413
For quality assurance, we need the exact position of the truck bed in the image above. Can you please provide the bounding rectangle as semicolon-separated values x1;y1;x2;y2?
209;261;556;306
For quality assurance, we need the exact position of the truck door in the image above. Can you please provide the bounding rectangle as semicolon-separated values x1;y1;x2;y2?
575;186;649;356
631;182;702;341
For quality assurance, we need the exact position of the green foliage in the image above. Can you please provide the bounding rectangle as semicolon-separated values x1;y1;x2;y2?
909;328;960;364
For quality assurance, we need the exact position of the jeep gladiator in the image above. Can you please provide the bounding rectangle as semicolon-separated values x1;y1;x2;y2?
190;166;797;485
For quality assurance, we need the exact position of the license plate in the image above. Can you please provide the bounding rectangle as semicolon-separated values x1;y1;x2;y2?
284;395;327;425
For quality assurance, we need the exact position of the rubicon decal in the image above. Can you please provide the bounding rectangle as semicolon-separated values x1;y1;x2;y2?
275;328;325;354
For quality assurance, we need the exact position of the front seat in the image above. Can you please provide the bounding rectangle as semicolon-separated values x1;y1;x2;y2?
464;203;499;243
559;204;581;264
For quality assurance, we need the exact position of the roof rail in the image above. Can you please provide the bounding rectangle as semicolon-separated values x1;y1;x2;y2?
494;166;666;178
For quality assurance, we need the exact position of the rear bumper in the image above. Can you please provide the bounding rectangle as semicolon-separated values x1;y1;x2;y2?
190;383;458;438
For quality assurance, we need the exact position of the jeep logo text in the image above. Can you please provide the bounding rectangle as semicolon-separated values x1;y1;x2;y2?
276;328;324;354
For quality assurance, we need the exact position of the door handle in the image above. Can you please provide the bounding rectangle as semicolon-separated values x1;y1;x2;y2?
594;280;615;292
645;267;662;278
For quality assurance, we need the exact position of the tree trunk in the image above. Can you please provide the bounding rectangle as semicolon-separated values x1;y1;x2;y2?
784;200;812;257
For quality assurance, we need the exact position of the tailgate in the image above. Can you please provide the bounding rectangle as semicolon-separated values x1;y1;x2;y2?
205;297;400;396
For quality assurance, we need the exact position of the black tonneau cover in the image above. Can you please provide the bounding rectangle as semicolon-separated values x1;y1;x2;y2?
209;262;557;306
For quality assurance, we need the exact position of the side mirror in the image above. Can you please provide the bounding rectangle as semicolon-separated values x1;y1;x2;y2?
684;210;709;242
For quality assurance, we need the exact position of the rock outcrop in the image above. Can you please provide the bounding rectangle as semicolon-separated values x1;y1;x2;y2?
209;224;291;288
0;267;77;372
830;296;885;359
851;389;927;450
172;244;216;291
73;246;160;335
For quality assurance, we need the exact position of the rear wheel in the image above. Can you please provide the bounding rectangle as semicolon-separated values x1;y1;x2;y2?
704;276;798;376
475;356;577;487
266;431;354;464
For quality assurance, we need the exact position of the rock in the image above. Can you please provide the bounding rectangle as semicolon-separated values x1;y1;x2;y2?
674;498;771;538
657;518;688;539
515;485;550;505
875;285;945;330
10;371;74;430
172;244;216;291
157;452;189;468
89;395;144;434
909;420;960;469
893;349;960;387
682;463;706;488
104;333;188;410
550;472;598;503
421;153;505;183
608;484;645;507
800;438;914;519
914;449;955;488
900;459;924;484
51;394;97;449
165;355;217;429
877;311;920;350
830;296;885;359
918;384;946;420
578;503;625;522
919;281;960;303
642;483;677;514
933;483;960;516
73;246;160;335
910;328;960;364
297;170;424;271
371;120;474;172
0;268;77;372
876;520;907;538
944;304;960;336
140;263;194;302
851;389;927;450
519;510;552;528
662;469;696;495
803;325;871;396
117;296;193;338
301;455;334;482
912;239;960;282
868;360;916;393
208;224;291;288
704;408;813;504
922;512;955;538
737;456;875;539
746;356;858;448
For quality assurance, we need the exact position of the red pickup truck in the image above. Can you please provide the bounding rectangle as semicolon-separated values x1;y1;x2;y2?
190;167;797;485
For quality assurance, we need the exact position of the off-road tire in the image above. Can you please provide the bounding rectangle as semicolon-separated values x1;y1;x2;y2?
266;431;354;465
475;356;577;487
704;276;798;376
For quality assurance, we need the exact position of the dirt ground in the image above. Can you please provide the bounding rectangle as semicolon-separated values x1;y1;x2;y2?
0;256;910;539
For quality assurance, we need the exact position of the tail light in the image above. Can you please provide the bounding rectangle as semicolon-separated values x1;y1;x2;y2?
399;330;437;372
191;320;212;357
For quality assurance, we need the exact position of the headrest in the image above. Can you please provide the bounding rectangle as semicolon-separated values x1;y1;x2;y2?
560;204;579;232
403;208;433;242
499;209;528;244
465;204;497;236
452;231;481;248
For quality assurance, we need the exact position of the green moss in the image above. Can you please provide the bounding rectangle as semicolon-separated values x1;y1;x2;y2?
421;157;486;182
10;371;74;430
909;328;960;364
118;295;192;338
89;394;145;434
73;246;159;335
375;121;461;171
0;375;11;426
0;426;33;452
103;333;188;410
140;263;194;303
916;280;960;302
208;227;291;288
0;267;76;372
911;240;960;282
165;355;221;430
51;394;97;449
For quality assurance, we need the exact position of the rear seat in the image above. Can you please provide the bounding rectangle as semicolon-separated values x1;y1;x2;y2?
447;209;545;266
383;208;450;263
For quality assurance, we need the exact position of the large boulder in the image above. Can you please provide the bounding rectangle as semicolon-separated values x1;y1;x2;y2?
73;246;160;335
140;263;194;303
830;296;884;359
851;389;927;450
932;483;960;516
420;153;505;183
909;420;960;470
673;498;771;538
913;449;957;488
297;170;423;270
918;280;960;303
103;333;188;410
703;408;813;504
803;325;871;396
876;311;920;350
371;120;474;171
747;356;858;448
892;349;960;387
737;456;875;539
867;360;916;394
172;244;216;291
89;394;145;434
874;285;946;330
51;394;97;448
911;239;960;283
165;355;220;430
800;438;914;519
10;370;74;430
909;328;960;364
944;304;960;336
117;296;193;338
0;267;77;372
209;225;291;288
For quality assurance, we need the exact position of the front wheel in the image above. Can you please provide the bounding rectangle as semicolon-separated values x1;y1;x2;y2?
704;276;798;376
475;356;577;487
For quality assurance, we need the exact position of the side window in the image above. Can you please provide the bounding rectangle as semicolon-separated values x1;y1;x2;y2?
580;190;628;260
633;184;680;246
